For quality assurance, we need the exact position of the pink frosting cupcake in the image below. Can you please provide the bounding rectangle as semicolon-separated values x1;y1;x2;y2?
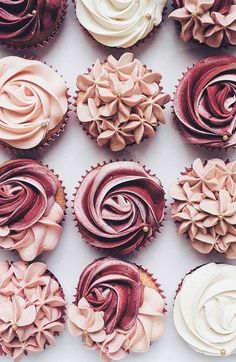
0;159;66;261
73;160;166;255
76;53;170;151
0;260;66;361
170;158;236;258
169;0;236;48
67;257;166;361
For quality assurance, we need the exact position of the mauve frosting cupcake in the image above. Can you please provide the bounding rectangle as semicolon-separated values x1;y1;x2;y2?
67;257;166;361
0;260;66;361
174;55;236;149
0;159;66;261
170;158;236;258
169;0;236;48
73;161;165;255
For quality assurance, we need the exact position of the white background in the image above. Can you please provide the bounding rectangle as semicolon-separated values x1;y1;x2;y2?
0;1;236;361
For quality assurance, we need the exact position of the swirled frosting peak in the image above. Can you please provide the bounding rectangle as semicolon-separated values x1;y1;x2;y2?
174;55;236;149
0;159;64;261
174;263;236;356
74;161;165;254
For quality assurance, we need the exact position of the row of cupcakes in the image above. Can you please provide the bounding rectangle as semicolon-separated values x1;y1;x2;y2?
0;53;235;152
0;157;235;261
0;0;235;48
1;258;235;361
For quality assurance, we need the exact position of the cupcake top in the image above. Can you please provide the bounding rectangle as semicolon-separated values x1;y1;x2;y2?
0;0;63;46
169;0;236;48
77;53;170;151
0;56;68;150
75;0;167;48
0;260;66;361
174;262;236;357
68;257;166;361
170;158;236;258
174;55;236;149
74;161;165;254
0;159;65;261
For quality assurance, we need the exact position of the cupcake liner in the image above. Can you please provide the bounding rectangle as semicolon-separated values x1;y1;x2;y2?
72;159;166;256
0;0;68;50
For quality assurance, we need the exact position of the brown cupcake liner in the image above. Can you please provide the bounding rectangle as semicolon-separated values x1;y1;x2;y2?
0;0;68;50
72;159;167;257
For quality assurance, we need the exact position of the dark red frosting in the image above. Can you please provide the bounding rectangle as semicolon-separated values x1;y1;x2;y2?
76;257;143;334
174;0;234;12
0;0;61;43
174;55;236;149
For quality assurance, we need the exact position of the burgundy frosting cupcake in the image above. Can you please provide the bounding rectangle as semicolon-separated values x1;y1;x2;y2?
174;55;236;149
73;161;166;255
0;0;67;48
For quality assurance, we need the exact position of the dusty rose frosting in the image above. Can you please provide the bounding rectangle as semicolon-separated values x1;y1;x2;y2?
0;159;64;261
174;55;236;149
0;260;66;361
77;52;170;151
169;0;236;47
74;161;165;255
67;258;166;361
0;0;63;45
0;56;68;150
170;158;236;258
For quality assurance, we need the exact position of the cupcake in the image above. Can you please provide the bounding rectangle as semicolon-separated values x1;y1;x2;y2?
76;53;170;151
173;55;236;149
73;160;166;255
74;0;167;48
0;56;68;151
0;260;66;361
68;257;166;361
169;1;236;48
0;0;67;48
0;158;66;261
169;158;236;258
174;262;236;357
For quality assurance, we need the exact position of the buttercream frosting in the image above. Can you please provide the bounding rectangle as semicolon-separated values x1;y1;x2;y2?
0;56;68;149
77;53;170;151
74;161;165;254
0;159;64;261
170;158;236;258
174;263;236;356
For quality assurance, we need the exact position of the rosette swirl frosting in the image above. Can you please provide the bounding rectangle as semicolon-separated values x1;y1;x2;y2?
174;263;236;357
75;0;167;48
0;56;68;149
0;0;62;45
74;161;165;254
174;55;236;149
0;159;64;261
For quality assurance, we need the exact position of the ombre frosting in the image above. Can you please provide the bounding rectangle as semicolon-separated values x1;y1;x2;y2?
170;158;236;258
174;263;236;356
75;0;167;48
0;260;66;361
169;0;236;47
67;258;166;361
0;56;68;149
0;159;64;261
74;161;165;254
174;55;236;149
77;53;170;151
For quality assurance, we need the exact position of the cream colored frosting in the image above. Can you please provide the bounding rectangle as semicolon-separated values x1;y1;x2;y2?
0;56;68;149
174;263;236;356
75;0;167;48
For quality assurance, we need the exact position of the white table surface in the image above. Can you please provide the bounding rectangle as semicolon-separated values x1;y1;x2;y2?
0;1;235;361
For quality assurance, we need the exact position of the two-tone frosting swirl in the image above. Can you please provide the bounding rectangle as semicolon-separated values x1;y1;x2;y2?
0;56;68;150
174;55;236;149
74;161;165;254
0;159;64;261
174;263;236;357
